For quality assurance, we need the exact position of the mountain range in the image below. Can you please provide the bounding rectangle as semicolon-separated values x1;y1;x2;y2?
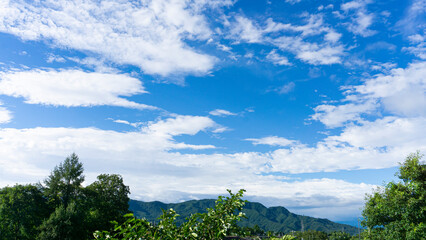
129;199;360;235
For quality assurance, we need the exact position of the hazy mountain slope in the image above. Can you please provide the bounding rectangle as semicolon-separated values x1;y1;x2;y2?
129;199;359;235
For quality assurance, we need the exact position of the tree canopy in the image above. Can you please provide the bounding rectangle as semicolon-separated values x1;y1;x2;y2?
0;153;131;240
43;153;85;208
0;184;49;240
361;152;426;240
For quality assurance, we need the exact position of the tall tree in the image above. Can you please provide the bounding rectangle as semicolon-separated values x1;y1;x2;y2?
0;184;49;240
361;152;426;240
44;153;85;208
85;174;130;232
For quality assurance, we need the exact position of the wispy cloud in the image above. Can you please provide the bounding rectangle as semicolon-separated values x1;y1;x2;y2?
229;14;345;65
340;0;376;37
246;136;298;147
209;109;237;117
0;0;231;77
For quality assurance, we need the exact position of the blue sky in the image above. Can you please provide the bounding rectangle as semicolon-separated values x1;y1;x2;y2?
0;0;425;225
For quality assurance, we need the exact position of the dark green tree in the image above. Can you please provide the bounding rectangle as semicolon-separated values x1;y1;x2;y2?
85;174;130;232
0;184;49;240
37;202;86;240
44;153;85;208
361;152;426;240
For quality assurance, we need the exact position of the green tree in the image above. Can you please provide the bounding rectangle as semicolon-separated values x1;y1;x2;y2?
0;184;49;240
94;189;247;240
85;174;130;232
37;202;86;240
361;152;426;240
44;153;85;208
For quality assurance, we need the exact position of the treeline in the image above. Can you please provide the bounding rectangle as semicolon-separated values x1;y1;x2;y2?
1;152;424;240
0;153;130;240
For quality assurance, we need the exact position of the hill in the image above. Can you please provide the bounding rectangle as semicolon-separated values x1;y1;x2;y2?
129;199;359;235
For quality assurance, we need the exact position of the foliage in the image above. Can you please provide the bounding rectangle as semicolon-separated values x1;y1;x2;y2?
0;153;131;240
43;153;85;208
361;152;426;240
0;184;49;240
85;174;131;233
328;231;351;240
94;189;247;240
37;201;86;240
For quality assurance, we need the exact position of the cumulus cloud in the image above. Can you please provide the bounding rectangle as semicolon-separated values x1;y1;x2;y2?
355;61;426;117
0;0;231;76
267;117;426;173
0;103;12;124
0;123;376;221
311;61;426;127
0;68;156;109
311;101;378;128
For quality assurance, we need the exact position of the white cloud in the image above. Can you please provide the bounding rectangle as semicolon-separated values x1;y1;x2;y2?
142;115;217;138
311;61;426;127
405;34;426;59
0;113;421;221
46;54;66;63
396;0;426;36
278;82;296;94
268;118;426;174
311;101;378;128
284;0;302;4
0;103;12;124
266;50;291;66
328;117;426;149
324;30;342;43
209;109;237;117
0;0;229;76
229;14;345;65
0;68;156;109
0;124;377;221
230;16;263;43
246;136;298;147
355;61;426;117
68;57;118;73
340;0;376;37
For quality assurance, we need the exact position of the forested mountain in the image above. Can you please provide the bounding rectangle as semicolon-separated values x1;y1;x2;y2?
129;199;359;235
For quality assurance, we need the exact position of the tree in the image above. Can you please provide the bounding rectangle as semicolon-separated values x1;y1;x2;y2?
85;174;130;232
94;189;248;240
361;152;426;240
0;184;49;240
43;153;85;208
37;202;86;240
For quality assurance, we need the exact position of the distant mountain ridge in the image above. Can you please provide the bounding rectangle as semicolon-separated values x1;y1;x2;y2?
129;199;359;235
